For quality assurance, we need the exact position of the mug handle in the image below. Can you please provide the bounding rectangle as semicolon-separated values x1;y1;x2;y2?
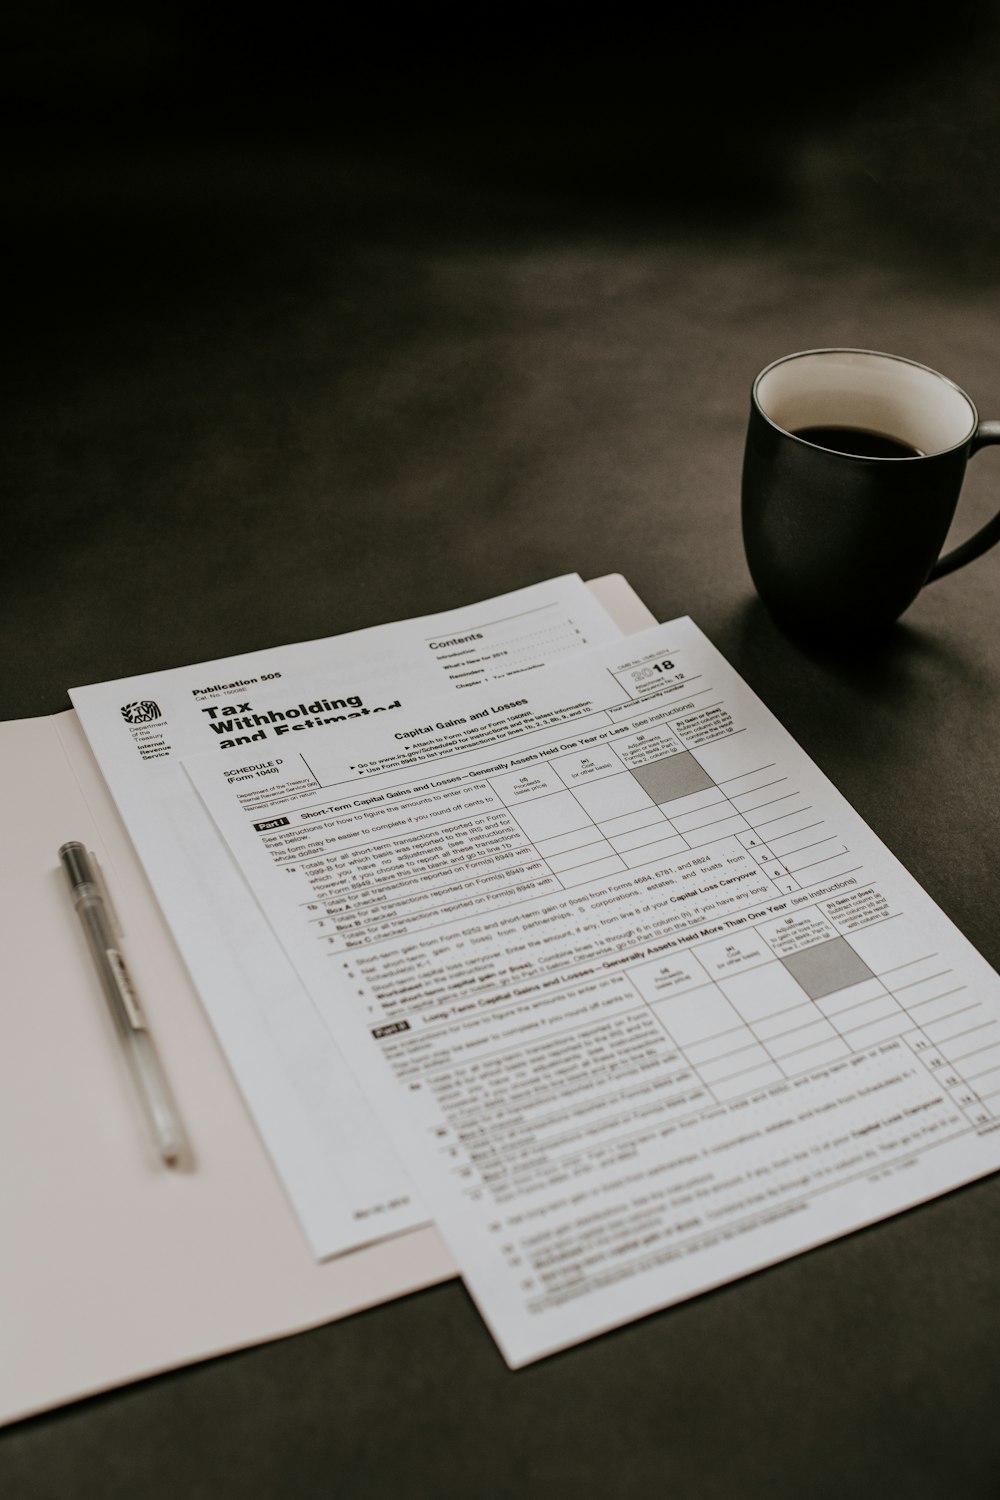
928;420;1000;581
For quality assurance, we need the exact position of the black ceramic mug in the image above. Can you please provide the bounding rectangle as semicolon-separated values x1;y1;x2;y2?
741;348;1000;638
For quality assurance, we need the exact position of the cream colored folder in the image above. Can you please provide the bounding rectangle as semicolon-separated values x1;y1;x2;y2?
0;575;656;1426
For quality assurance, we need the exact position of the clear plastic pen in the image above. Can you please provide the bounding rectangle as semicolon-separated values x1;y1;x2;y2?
58;841;186;1165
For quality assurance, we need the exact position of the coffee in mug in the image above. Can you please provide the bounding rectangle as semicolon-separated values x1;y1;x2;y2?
789;426;922;460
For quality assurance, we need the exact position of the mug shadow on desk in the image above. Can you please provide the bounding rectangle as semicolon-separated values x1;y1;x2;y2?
723;592;992;781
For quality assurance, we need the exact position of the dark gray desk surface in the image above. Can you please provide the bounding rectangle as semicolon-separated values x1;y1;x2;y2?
5;10;1000;1497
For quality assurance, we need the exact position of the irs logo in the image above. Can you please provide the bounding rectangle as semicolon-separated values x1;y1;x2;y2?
121;701;162;725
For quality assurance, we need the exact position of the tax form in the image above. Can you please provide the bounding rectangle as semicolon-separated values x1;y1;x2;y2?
186;618;1000;1365
69;576;621;1258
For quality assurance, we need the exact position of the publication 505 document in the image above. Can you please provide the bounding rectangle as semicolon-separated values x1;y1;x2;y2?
186;618;1000;1365
69;576;622;1258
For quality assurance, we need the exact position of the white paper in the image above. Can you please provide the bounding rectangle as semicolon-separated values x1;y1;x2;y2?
186;618;1000;1365
69;576;622;1259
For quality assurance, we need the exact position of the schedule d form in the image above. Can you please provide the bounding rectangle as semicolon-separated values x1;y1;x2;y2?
186;618;1000;1365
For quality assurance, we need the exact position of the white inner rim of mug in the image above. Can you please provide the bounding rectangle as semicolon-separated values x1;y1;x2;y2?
755;350;976;456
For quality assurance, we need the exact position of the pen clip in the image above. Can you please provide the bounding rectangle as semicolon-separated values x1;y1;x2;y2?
89;851;124;940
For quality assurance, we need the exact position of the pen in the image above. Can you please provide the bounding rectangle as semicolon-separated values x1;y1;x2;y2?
58;841;186;1165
